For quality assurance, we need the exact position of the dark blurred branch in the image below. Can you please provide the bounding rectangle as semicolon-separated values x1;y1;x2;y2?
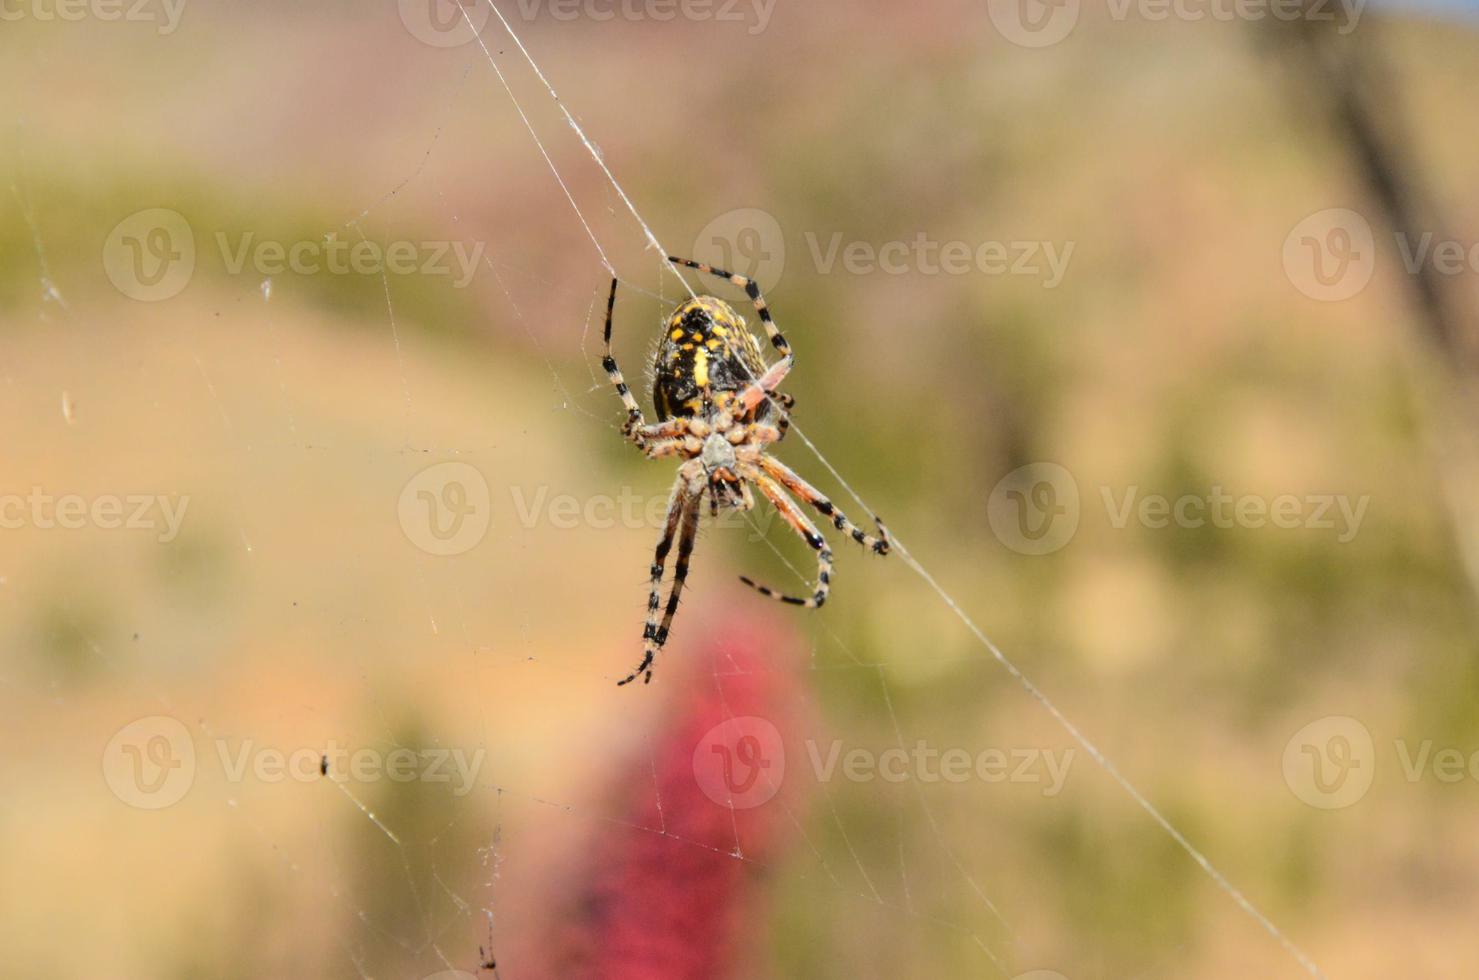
1261;9;1477;376
1260;9;1479;595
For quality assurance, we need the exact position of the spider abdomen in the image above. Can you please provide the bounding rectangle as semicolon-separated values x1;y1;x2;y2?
652;296;769;421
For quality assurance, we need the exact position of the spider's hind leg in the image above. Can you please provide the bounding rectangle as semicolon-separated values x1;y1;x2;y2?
666;256;791;360
761;456;890;555
737;468;832;609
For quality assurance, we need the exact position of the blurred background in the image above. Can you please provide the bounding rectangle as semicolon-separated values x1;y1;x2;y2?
3;1;1479;977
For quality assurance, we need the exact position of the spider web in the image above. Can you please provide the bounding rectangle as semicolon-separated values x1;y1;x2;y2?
0;6;1359;979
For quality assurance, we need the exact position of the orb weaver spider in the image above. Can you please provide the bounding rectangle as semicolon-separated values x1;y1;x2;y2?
603;256;890;686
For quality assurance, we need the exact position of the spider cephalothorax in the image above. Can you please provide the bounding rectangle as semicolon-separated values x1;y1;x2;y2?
602;256;891;686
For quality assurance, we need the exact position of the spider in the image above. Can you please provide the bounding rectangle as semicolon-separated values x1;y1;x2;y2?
602;256;890;686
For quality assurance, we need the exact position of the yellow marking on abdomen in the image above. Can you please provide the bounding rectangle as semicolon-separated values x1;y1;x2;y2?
693;347;709;387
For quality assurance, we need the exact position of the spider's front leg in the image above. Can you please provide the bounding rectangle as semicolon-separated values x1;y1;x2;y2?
619;461;704;686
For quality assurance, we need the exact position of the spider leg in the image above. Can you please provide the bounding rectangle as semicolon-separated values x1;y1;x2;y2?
666;256;791;359
601;277;648;440
760;455;891;555
653;493;702;661
736;467;832;609
619;465;701;686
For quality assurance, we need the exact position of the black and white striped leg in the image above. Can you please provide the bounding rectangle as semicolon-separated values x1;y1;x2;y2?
652;496;702;665
666;256;791;359
619;474;693;686
615;473;701;685
760;456;890;555
737;469;833;609
601;277;646;438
